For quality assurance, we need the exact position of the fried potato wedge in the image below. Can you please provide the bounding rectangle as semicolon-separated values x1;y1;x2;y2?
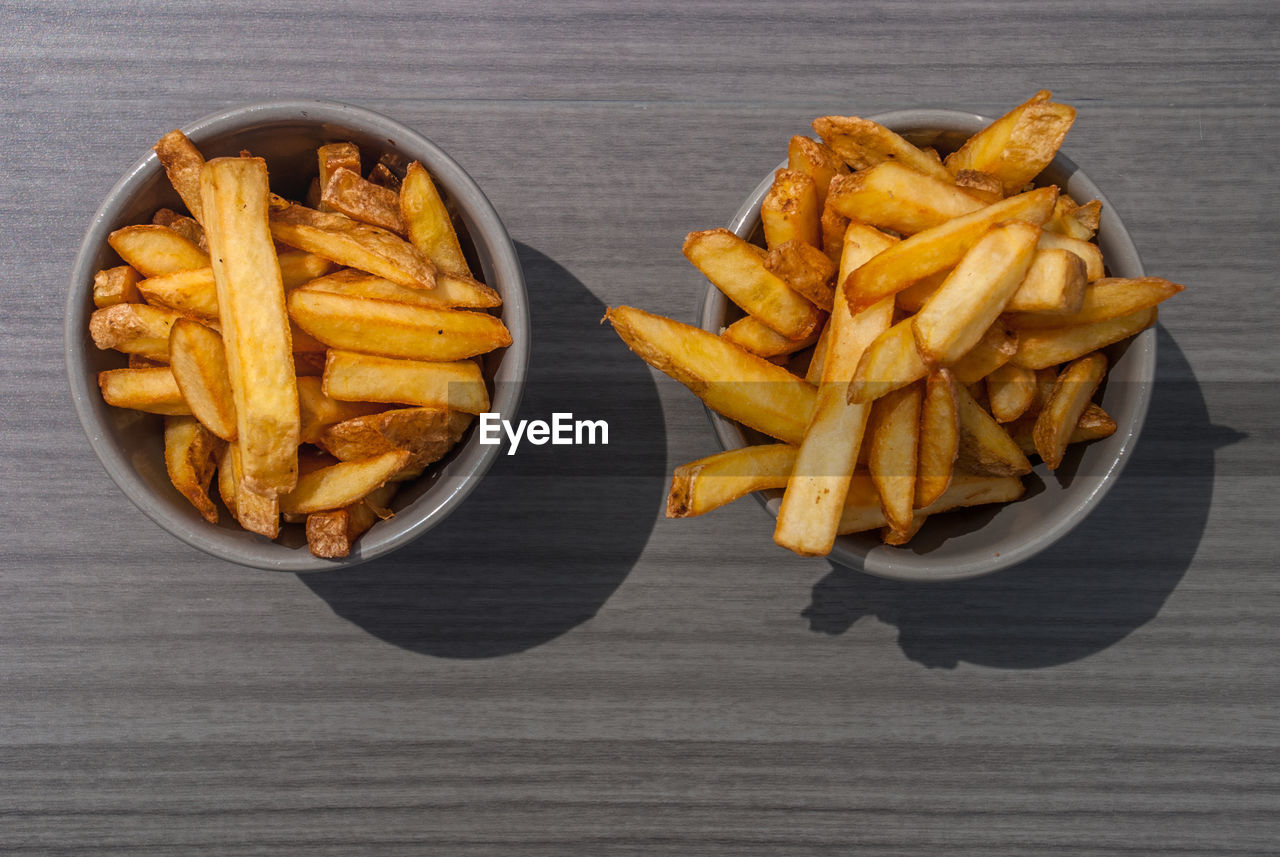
955;382;1033;476
761;169;821;249
893;268;950;314
948;319;1019;385
683;228;820;339
1046;196;1102;241
845;186;1057;312
915;369;959;508
953;169;1003;204
819;196;851;266
287;289;511;362
136;268;220;319
787;135;849;207
1038;230;1105;281
316;406;452;466
163;415;223;523
297;268;500;310
218;441;279;538
764;239;837;311
296;375;384;444
605;306;816;445
1011;306;1157;370
837;471;1025;535
305;482;398;558
827;161;983;235
721;315;820;359
322;349;490;414
269;201;436;289
813;115;953;181
92;265;143;308
985;362;1037;424
317;142;361;213
108;224;210;277
1005;247;1087;314
847;317;927;403
153;207;206;249
98;367;191;415
944;90;1077;194
168;318;236;441
322;166;405;234
867;381;923;535
1033;351;1108;469
1004;277;1184;330
912;220;1041;365
667;443;797;518
201;156;300;495
1012;402;1116;456
89;302;192;362
400;161;471;277
279;449;410;515
153;130;206;223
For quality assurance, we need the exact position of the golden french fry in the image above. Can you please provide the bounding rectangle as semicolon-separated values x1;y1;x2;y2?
1045;196;1101;241
163;415;223;523
1033;351;1108;469
867;381;923;535
89;302;188;362
269;201;436;289
683;228;820;339
98;367;191;415
1011;306;1157;370
305;482;398;558
764;239;837;310
761;169;821;249
1004;277;1184;330
787;135;849;208
296;375;383;444
153;208;206;248
201;156;300;495
316;406;452;465
168;318;237;441
1012;402;1116;455
666;443;797;518
400;161;471;277
279;449;410;515
317;142;361;212
136;268;219;319
605;306;816;445
813;115;953;181
277;250;339;288
985;362;1037;423
955;382;1032;476
93;265;143;308
321;166;405;234
915;369;959;508
944;90;1077;194
827;161;983;235
720;315;820;359
218;441;280;538
819;194;851;266
948;319;1018;384
297;268;500;310
894;269;950;314
846;317;927;404
153;130;206;223
1038;230;1105;281
838;471;1025;535
322;349;491;414
108;224;210;277
912;220;1041;365
287;289;511;361
845;186;1057;313
1005;247;1087;314
953;169;1003;204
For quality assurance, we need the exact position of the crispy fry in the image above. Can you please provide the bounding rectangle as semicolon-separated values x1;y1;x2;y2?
322;349;491;414
721;315;820;359
400;161;471;277
1038;230;1105;281
316;406;453;467
276;250;338;288
1005;247;1087;314
955;382;1032;476
764;239;837;310
915;369;959;508
985;362;1037;423
1033;352;1108;469
153;130;206;223
218;441;280;538
1012;402;1116;455
827;161;983;235
1011;306;1157;370
846;317;927;404
813;115;953;181
953;169;1003;204
136;268;219;319
168;318;236;441
819;195;851;266
1004;277;1184;330
163;415;223;523
98;367;191;415
108;224;210;276
296;375;383;444
278;449;410;515
322;166;405;234
305;482;398;558
89;303;189;362
867;381;923;535
837;471;1025;535
317;142;361;212
92;265;143;308
297;267;500;310
948;319;1018;384
269;201;436;289
667;444;797;518
787;136;849;208
153;208;206;249
761;169;821;249
894;268;950;314
1045;195;1101;241
944;90;1077;194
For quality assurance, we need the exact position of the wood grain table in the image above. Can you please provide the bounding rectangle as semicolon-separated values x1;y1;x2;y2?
2;2;1277;853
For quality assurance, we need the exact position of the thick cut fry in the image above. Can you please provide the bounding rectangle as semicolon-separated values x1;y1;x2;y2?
605;306;816;445
948;319;1018;384
913;220;1041;365
894;268;950;314
1011;306;1157;370
93;265;143;308
306;482;398;558
276;250;338;288
322;166;405;234
153;207;206;248
953;169;1003;204
764;239;837;311
296;375;383;444
827;162;983;235
153;130;206;223
985;362;1037;423
279;450;410;515
108;225;210;277
1004;277;1184;330
322;350;491;414
915;369;959;508
837;472;1025;535
297;268;500;310
317;142;361;212
136;268;219;319
1012;402;1116;455
316;406;452;466
168;318;236;441
761;169;821;250
400;161;471;277
787;135;849;207
847;318;927;403
218;441;279;538
721;315;820;358
287;289;511;362
89;303;189;362
1005;247;1087;314
955;382;1032;476
269;202;436;289
98;367;190;415
201;157;300;495
944;90;1077;194
683;228;820;339
1033;352;1108;469
666;444;798;518
813;115;953;181
163;415;223;523
1038;230;1105;281
1046;196;1101;241
867;381;923;535
819;197;850;266
845;186;1057;312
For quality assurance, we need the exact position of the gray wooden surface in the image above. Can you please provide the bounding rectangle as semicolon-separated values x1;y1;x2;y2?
2;1;1278;853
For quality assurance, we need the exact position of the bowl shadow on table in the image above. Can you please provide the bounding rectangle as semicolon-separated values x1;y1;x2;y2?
300;242;667;658
803;326;1244;669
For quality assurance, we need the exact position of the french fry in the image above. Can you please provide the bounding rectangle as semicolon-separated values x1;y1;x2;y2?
837;471;1025;535
1003;277;1184;330
813;115;953;181
168;318;237;441
955;382;1032;476
985;362;1037;423
1010;306;1157;370
153;208;206;249
805;317;834;384
948;319;1018;384
1038;230;1105;281
317;142;361;212
1033;352;1108;469
683;228;820;339
98;367;191;415
819;194;851;266
108;224;210;276
1012;402;1116;455
787;135;849;207
89;303;189;362
764;239;837;311
269;201;436;289
367;162;402;191
321;166;405;234
953;169;1003;204
400;161;471;277
844;186;1057;312
136;268;220;319
1004;247;1087;314
316;406;453;467
1045;195;1101;241
277;250;339;288
721;315;820;359
915;369;959;508
605;306;816;445
305;482;398;558
201;156;300;495
826;161;983;235
912;220;1041;366
867;381;923;536
944;90;1077;194
322;349;491;414
296;268;500;310
760;169;821;249
152;130;206;223
218;441;279;538
278;449;410;515
894;268;950;314
163;415;223;523
666;443;798;518
92;265;143;308
847;317;927;404
287;289;511;362
296;375;383;444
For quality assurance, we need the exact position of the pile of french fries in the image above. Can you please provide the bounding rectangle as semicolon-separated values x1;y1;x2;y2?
608;91;1184;557
90;131;510;557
